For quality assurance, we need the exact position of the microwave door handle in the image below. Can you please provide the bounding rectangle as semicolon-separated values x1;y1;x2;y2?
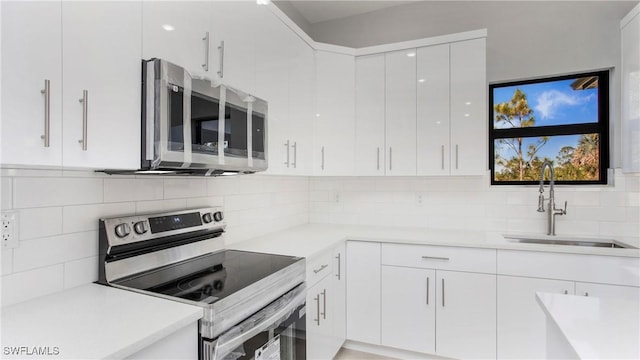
211;288;306;359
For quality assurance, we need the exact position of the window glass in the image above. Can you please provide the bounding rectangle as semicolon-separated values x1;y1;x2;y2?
489;71;608;185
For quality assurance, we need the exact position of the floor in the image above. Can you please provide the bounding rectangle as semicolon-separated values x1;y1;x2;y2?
334;348;398;360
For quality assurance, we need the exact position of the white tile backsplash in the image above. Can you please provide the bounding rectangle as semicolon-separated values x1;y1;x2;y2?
14;177;103;208
309;170;640;241
1;170;309;306
18;207;63;240
1;264;64;306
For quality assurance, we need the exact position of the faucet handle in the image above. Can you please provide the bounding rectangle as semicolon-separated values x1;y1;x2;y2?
555;201;567;215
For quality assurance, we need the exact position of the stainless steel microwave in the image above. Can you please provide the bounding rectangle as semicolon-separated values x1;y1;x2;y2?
140;58;267;175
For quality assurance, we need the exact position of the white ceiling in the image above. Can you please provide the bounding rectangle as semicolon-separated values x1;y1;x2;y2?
281;0;419;24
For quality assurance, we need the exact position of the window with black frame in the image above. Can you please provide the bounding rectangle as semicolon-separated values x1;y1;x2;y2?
489;70;609;185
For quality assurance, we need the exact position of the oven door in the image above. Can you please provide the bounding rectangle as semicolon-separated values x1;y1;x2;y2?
203;284;306;360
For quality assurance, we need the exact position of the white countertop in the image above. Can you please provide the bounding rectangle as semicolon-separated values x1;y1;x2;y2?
1;283;203;360
228;223;640;259
536;292;640;359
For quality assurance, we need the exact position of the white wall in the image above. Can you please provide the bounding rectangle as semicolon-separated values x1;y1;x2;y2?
0;169;309;306
309;171;640;246
306;1;636;83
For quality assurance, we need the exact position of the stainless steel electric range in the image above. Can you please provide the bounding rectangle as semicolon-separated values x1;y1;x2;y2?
98;207;306;360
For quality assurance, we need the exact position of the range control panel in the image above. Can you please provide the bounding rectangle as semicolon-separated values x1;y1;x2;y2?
101;207;225;248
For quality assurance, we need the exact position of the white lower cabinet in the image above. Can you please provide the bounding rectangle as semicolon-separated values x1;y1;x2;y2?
345;241;381;345
497;250;640;359
126;323;198;360
381;266;496;359
381;266;436;354
306;275;334;360
306;243;346;360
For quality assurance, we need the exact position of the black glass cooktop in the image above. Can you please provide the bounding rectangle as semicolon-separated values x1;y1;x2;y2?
113;250;302;304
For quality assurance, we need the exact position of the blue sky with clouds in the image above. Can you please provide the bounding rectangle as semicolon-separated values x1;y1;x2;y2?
492;77;599;162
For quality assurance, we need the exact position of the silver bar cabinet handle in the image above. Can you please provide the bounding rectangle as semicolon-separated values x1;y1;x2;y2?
441;145;445;170
321;146;325;170
321;289;327;319
442;278;445;307
389;147;393;171
78;90;88;151
335;253;341;280
455;144;459;169
422;256;450;261
202;32;209;71
313;264;328;274
40;79;50;147
284;140;290;167
426;277;430;305
376;147;380;171
314;294;320;326
217;41;225;78
292;142;297;168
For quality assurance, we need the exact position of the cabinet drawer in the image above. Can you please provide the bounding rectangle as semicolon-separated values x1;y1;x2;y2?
497;250;640;286
306;249;333;286
382;243;496;274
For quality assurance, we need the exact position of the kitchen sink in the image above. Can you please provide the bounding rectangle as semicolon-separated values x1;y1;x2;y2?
503;235;637;249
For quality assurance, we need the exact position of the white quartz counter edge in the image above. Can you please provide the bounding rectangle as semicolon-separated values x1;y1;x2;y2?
228;223;640;259
1;283;203;360
536;292;640;359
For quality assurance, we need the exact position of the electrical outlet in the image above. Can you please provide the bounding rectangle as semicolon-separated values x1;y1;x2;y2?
331;191;340;203
416;193;423;205
1;211;19;249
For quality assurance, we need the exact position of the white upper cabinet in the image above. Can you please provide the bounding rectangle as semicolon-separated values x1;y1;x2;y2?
283;31;314;175
1;1;63;167
313;50;356;176
61;1;142;169
621;3;640;173
450;38;487;176
416;44;451;175
1;1;141;170
385;50;417;176
210;1;260;93
142;1;212;76
355;54;386;176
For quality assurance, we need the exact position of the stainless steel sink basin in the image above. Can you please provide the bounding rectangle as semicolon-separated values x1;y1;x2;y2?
503;235;637;249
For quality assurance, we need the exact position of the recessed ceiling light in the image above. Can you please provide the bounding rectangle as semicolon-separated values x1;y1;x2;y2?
407;52;416;57
465;101;472;105
256;0;271;5
418;79;426;83
464;113;471;117
162;24;175;32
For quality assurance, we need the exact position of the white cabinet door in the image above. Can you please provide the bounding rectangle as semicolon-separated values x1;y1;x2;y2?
254;7;290;175
355;54;386;176
306;275;333;360
575;282;640;301
497;275;574;360
416;44;451;176
381;266;436;354
141;1;211;76
450;38;487;176
436;270;496;359
61;1;141;170
331;243;347;354
314;50;355;176
210;1;259;93
385;50;417;176
621;6;640;173
346;241;381;344
284;34;314;175
1;1;63;167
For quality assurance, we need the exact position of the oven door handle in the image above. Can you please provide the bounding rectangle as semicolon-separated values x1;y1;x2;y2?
211;285;306;360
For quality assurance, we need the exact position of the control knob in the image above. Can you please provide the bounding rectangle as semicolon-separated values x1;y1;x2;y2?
133;221;148;235
114;223;131;238
202;212;214;224
213;211;224;222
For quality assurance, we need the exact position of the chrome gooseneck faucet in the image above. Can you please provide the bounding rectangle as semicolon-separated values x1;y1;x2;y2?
537;160;567;235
